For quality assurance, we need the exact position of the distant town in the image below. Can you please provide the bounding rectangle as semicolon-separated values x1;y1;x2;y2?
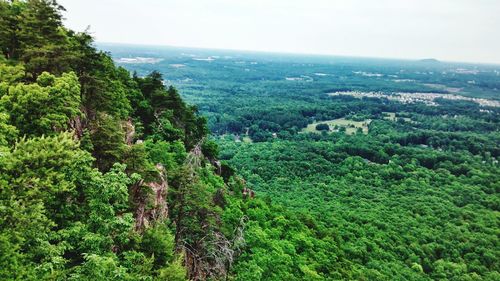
328;91;500;108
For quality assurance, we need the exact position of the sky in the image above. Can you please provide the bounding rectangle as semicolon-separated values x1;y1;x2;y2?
58;0;500;64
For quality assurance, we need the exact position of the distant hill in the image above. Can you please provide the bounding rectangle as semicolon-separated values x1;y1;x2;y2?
419;58;440;63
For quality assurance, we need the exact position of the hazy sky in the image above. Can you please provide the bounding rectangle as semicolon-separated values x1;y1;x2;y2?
59;0;500;64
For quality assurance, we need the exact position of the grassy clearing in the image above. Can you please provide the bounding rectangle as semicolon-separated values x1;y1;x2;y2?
242;136;253;143
383;112;396;121
302;118;371;135
383;112;413;123
219;134;253;143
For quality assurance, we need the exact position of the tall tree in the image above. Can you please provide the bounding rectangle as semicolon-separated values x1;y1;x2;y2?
0;71;81;136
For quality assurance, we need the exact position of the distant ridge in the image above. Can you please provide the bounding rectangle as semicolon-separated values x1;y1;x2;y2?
419;58;440;63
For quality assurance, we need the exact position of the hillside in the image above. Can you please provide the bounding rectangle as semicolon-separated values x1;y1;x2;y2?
0;1;249;280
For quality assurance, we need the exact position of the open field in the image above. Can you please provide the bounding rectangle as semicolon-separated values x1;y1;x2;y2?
383;112;396;121
302;118;371;135
383;111;414;123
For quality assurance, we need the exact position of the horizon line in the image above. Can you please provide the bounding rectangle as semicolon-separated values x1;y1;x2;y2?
96;41;500;67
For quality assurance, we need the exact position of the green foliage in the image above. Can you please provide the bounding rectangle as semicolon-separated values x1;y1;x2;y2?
113;41;500;280
14;0;74;76
80;55;133;119
0;133;89;279
140;223;175;268
89;113;126;171
122;143;157;180
133;72;208;149
201;139;219;159
0;130;193;280
219;129;500;280
315;123;329;131
0;112;17;146
0;57;25;85
2;0;499;280
81;164;135;253
158;255;188;281
0;71;81;136
0;2;238;280
144;139;187;171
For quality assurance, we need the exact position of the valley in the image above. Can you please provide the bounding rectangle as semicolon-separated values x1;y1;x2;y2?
107;43;500;280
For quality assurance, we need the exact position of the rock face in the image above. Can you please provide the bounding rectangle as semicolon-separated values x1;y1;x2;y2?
69;115;85;139
149;163;169;221
123;118;135;145
134;163;169;231
242;187;255;199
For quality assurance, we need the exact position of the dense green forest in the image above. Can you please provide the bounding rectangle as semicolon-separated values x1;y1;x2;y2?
1;1;499;280
107;27;499;281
